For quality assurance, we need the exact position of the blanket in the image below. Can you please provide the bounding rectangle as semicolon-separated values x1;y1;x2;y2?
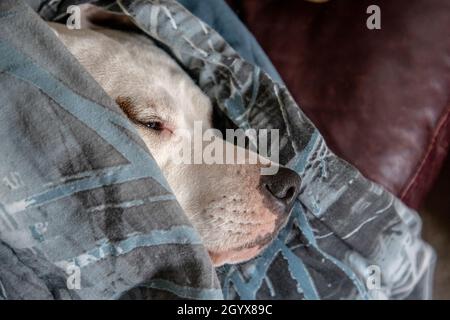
0;0;435;299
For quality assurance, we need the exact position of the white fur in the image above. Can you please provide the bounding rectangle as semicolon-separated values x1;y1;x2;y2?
48;21;286;266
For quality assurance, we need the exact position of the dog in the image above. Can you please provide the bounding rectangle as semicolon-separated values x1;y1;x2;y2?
47;5;301;266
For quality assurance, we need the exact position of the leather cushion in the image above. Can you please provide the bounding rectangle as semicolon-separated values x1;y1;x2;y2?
227;0;450;209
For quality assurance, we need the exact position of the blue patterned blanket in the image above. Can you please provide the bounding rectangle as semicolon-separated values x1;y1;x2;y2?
0;0;435;299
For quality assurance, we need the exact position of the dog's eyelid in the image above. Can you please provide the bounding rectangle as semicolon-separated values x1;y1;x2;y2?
140;113;172;128
134;113;173;133
116;96;174;134
116;96;163;121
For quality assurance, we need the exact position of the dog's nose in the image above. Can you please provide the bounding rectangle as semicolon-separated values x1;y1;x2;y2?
263;167;301;209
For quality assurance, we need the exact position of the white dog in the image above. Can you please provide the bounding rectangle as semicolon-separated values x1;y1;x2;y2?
48;6;301;266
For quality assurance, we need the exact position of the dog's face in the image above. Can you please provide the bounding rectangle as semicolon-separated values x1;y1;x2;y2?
49;14;301;266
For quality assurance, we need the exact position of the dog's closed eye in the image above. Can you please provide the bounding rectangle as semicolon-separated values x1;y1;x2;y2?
116;96;168;133
144;121;164;131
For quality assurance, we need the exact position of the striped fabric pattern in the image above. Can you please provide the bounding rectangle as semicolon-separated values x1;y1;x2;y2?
0;0;435;299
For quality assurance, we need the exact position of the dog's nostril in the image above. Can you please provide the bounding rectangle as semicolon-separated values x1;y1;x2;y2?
263;167;301;209
265;184;295;200
284;186;296;201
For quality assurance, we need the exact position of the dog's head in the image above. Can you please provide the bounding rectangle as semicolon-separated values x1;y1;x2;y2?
49;6;301;266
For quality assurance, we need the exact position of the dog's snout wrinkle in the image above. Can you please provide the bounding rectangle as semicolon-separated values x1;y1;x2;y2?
262;167;301;211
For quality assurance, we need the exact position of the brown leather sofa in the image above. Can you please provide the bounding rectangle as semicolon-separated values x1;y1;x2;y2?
227;0;450;210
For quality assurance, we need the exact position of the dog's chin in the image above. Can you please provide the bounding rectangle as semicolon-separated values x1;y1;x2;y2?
208;246;263;267
206;208;294;267
208;237;273;267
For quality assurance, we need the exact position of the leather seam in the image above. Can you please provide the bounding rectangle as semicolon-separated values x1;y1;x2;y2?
400;103;450;202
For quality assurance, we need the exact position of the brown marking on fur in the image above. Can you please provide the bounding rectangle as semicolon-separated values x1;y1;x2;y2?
116;96;136;118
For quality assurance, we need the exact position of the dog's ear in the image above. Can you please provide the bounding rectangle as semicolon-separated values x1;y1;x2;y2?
77;4;140;32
